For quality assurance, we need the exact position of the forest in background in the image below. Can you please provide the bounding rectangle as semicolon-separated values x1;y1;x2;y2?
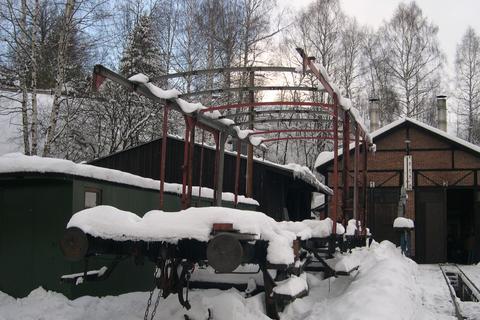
1;0;479;168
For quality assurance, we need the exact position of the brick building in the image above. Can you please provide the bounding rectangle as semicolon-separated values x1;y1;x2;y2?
316;117;480;264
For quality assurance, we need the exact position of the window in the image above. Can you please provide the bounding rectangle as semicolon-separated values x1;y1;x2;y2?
84;188;102;208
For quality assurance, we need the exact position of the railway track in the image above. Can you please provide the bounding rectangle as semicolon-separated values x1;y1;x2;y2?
439;264;480;320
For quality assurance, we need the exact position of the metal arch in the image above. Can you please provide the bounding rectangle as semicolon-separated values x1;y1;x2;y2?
250;129;337;136
152;66;306;81
200;101;335;114
261;136;357;143
178;86;323;98
235;118;332;126
218;109;330;119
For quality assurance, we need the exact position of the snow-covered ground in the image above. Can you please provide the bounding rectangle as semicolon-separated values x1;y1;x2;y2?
2;241;477;320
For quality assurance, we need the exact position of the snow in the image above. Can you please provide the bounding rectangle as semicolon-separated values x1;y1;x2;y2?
281;163;332;195
0;241;465;320
283;241;445;320
273;275;308;297
67;206;297;265
302;218;345;237
234;126;254;139
249;136;264;146
338;96;352;111
0;153;259;205
144;82;180;100
128;73;149;83
0;287;270;320
393;217;415;229
346;219;358;236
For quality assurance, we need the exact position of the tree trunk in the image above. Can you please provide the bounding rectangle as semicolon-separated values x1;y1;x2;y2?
30;0;40;155
20;0;30;155
43;0;75;156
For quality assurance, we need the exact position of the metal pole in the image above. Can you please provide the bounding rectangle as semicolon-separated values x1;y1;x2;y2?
187;119;196;208
215;132;227;206
342;111;350;221
181;116;191;209
354;125;360;230
213;132;219;205
159;105;169;210
198;130;205;204
234;140;241;207
246;71;255;197
332;96;339;234
362;137;368;235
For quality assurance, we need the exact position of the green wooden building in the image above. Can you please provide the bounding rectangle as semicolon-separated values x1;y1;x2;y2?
0;153;257;298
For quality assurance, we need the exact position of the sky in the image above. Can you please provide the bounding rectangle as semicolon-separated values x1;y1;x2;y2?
279;0;480;71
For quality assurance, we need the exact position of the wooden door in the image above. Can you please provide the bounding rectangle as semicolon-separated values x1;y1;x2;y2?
415;189;447;263
369;188;400;245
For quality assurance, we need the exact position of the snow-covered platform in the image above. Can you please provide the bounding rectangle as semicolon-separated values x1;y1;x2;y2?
2;241;467;320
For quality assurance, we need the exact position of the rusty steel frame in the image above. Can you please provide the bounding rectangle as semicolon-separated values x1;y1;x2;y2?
92;51;372;234
296;47;372;235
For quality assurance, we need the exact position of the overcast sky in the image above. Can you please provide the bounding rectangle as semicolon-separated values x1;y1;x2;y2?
279;0;480;70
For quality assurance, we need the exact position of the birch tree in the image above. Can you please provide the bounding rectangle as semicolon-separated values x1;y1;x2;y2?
378;1;443;121
455;27;480;143
43;0;75;156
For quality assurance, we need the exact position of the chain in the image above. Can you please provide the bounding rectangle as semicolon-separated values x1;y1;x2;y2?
144;265;161;320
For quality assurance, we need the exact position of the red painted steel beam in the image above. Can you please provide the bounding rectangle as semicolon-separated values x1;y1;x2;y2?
354;124;360;232
250;129;336;136
297;48;336;100
234;141;241;207
342;111;351;221
262;136;336;143
332;95;339;234
362;141;368;236
199;101;335;114
198;130;205;202
159;105;169;210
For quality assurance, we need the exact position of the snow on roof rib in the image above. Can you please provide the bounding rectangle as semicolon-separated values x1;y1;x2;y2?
312;62;372;143
0;153;259;206
314;117;480;169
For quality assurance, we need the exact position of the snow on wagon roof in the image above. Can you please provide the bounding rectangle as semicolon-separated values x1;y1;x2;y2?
314;117;480;169
0;153;259;206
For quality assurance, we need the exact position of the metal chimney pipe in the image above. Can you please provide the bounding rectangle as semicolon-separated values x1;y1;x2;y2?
436;95;447;132
369;98;380;132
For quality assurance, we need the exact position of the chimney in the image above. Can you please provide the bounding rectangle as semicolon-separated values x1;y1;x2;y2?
369;98;380;132
436;95;447;132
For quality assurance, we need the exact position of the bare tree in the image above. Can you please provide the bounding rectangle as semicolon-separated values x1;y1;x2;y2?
378;1;443;121
455;27;480;143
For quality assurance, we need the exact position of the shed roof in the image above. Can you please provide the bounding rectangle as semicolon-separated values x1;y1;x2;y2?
314;117;480;171
0;153;259;205
91;135;332;195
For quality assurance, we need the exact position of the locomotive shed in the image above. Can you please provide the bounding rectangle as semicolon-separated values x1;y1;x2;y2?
316;115;480;264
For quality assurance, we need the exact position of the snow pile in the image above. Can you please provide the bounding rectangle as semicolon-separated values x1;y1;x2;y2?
283;241;429;320
128;73;180;99
282;163;332;195
68;206;297;265
345;219;358;236
393;217;414;229
302;218;345;237
0;287;270;320
273;275;308;297
0;153;258;205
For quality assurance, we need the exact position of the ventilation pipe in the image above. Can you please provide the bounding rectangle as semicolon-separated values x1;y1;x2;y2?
436;95;447;132
369;98;380;132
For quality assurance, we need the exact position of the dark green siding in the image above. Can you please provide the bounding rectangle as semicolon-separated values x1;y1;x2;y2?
0;173;257;299
0;177;73;298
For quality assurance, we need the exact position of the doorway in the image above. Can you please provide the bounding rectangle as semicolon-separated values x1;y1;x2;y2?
446;189;474;264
